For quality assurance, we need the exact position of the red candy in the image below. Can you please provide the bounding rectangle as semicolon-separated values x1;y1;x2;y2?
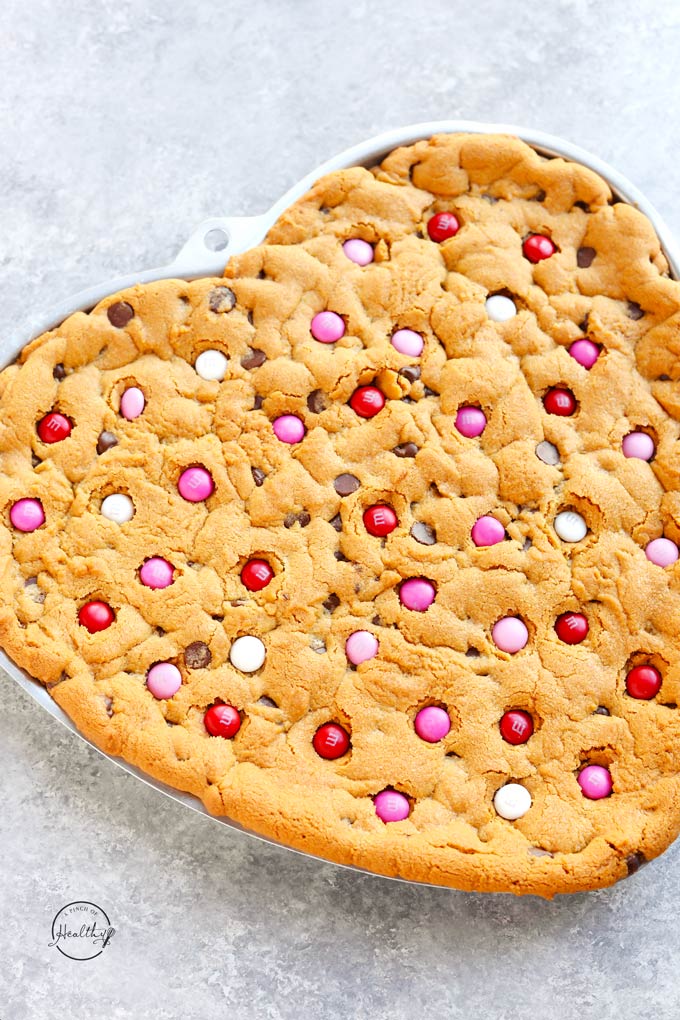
543;388;577;416
204;703;241;738
427;211;460;242
241;558;274;591
37;412;72;443
363;505;398;537
313;722;350;760
500;709;534;745
626;664;662;700
555;611;589;644
523;234;557;263
349;386;385;418
78;600;115;633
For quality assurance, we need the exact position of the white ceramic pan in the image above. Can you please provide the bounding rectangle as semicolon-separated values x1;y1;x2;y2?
3;120;680;875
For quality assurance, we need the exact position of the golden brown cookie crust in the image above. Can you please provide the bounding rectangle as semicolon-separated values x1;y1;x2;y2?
2;133;680;896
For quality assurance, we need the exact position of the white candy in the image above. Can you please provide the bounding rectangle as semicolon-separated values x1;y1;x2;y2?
554;510;587;543
229;635;266;673
485;295;517;322
195;349;229;381
494;783;532;820
101;493;135;524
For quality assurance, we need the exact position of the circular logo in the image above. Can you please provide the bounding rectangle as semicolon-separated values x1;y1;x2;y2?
49;901;115;960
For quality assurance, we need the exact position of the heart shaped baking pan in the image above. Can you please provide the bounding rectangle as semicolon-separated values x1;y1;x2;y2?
2;123;676;897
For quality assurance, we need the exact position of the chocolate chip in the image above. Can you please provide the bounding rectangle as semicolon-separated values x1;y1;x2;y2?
465;648;480;658
334;473;360;496
533;189;547;203
184;641;212;669
31;453;41;467
208;286;236;313
535;440;560;466
594;706;610;716
329;513;342;532
372;615;382;626
258;695;278;707
96;431;118;455
577;246;596;268
574;201;590;212
627;301;644;320
626;852;647;876
323;593;340;612
107;301;134;328
307;389;327;414
410;521;436;545
334;550;348;561
241;348;266;369
399;365;421;383
251;466;266;487
252;395;263;410
423;386;439;397
53;363;66;380
284;511;311;528
393;442;418;458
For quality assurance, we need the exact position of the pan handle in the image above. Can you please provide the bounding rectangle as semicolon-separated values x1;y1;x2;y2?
168;213;271;277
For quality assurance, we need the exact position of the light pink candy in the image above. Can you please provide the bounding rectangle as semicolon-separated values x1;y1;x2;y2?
622;431;655;461
578;764;612;800
492;616;529;653
391;329;424;357
342;239;374;266
345;630;379;665
645;537;679;567
568;339;600;369
273;415;306;444
399;577;436;612
120;386;145;420
374;789;410;823
471;516;505;547
146;661;182;700
140;557;175;589
10;498;45;532
178;466;214;502
414;706;451;743
455;406;487;438
310;311;345;343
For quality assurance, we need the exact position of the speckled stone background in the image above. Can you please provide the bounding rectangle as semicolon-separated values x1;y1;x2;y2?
2;1;680;1017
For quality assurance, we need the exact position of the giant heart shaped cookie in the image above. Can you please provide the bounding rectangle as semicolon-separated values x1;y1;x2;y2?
2;133;680;896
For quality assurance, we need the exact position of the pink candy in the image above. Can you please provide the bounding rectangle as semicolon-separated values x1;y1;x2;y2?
391;329;424;357
374;789;410;823
578;764;612;800
345;630;379;665
342;239;374;266
455;406;487;438
471;515;505;547
10;498;45;532
645;537;679;567
120;386;145;420
140;557;175;589
622;431;655;461
399;577;436;612
414;706;451;743
492;617;529;653
272;415;306;444
146;661;182;700
568;339;600;369
310;311;346;343
178;466;214;502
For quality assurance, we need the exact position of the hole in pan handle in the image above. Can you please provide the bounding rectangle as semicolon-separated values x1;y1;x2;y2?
169;214;271;277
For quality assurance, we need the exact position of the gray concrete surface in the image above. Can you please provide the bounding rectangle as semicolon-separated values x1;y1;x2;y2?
2;1;680;1017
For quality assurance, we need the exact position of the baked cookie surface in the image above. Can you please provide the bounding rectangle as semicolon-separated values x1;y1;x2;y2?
2;133;680;895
